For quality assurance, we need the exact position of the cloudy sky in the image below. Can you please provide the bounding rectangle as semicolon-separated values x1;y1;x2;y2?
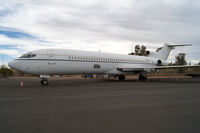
0;0;200;65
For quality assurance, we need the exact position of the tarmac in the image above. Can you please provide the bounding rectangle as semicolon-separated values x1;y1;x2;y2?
0;78;200;133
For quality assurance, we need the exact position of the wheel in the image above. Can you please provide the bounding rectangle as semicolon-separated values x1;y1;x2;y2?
118;75;126;81
41;79;48;85
139;74;147;81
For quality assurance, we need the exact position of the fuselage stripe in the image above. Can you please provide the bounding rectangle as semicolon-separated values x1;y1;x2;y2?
14;58;152;64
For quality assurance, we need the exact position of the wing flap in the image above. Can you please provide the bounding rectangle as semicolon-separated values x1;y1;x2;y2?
117;64;154;72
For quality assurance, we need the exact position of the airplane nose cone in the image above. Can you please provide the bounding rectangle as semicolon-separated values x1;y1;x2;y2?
8;60;14;68
8;60;18;70
8;60;21;71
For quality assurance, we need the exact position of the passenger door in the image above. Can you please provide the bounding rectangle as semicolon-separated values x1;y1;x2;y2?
48;50;55;65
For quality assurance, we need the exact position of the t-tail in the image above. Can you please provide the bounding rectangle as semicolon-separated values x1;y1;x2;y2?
146;43;192;61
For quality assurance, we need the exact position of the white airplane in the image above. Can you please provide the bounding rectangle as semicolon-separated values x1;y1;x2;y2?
8;44;194;85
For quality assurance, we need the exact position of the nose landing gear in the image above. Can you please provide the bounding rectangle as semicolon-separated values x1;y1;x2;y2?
41;78;48;86
40;75;49;86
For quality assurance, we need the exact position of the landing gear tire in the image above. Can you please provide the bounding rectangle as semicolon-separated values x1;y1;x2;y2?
139;74;147;81
41;79;48;86
118;75;126;81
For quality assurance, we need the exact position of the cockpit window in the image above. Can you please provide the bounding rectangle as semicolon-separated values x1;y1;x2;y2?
19;52;36;58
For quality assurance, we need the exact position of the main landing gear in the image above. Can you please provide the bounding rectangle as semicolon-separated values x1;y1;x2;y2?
118;75;126;81
117;74;147;81
138;73;147;81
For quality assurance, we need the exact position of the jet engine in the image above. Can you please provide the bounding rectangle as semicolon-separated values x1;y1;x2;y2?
146;51;150;56
156;60;168;66
146;51;158;57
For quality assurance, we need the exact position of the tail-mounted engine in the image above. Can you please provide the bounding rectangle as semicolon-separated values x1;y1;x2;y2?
156;60;168;66
146;51;161;58
146;51;150;56
146;51;168;66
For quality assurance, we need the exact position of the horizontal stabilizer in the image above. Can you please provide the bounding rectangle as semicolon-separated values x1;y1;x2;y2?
167;44;192;48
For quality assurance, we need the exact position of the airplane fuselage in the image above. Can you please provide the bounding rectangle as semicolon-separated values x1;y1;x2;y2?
9;49;158;75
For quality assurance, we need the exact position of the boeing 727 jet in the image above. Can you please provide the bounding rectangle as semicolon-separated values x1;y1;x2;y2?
8;44;194;85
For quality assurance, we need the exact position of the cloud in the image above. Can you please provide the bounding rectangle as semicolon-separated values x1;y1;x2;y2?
0;0;199;63
0;49;19;57
0;30;35;38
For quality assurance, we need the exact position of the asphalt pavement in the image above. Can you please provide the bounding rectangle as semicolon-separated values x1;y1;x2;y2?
0;78;200;133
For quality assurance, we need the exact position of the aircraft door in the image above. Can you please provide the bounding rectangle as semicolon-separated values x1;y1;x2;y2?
48;50;55;65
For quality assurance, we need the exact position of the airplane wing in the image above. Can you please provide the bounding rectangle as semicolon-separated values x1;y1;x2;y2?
117;64;155;72
154;65;200;69
117;64;200;72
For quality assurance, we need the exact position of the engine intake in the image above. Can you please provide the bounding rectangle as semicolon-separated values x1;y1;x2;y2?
157;60;162;65
146;51;150;56
156;60;168;66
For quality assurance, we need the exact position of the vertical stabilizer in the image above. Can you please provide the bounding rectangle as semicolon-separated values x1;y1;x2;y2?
157;44;173;60
159;44;192;60
148;44;192;61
